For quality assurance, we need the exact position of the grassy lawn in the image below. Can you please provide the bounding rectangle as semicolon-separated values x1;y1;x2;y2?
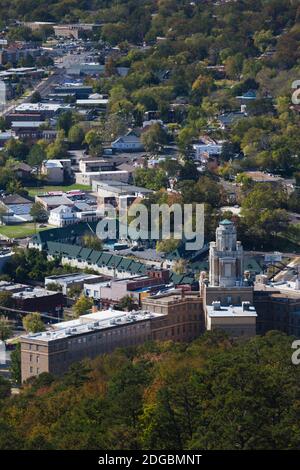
26;183;92;197
0;223;50;239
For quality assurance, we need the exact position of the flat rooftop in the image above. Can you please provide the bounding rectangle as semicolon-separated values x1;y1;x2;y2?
21;309;165;343
93;180;153;194
13;288;62;300
145;291;201;304
15;103;70;112
206;304;257;318
255;281;300;297
46;273;102;283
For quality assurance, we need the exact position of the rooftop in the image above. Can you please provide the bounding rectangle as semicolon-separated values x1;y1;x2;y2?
45;272;102;283
21;309;165;343
12;287;62;300
206;303;257;318
15;103;70;112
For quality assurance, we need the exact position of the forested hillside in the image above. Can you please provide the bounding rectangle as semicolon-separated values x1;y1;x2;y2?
1;331;300;450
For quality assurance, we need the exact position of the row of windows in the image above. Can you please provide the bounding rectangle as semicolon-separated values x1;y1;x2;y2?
54;324;148;349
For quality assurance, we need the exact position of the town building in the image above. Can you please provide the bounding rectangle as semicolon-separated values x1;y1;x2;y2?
76;170;130;186
12;287;65;314
202;219;257;338
92;180;153;210
48;205;78;227
20;309;165;382
254;279;300;337
142;290;205;342
14;103;71;119
84;269;170;306
35;194;74;211
111;130;144;152
0;194;33;224
41;159;72;184
45;272;106;295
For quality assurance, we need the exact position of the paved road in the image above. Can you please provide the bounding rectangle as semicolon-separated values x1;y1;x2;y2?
0;67;66;118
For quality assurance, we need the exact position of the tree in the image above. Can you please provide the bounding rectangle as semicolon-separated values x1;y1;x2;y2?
141;123;169;154
68;285;82;299
117;295;137;312
84;130;103;157
30;202;48;224
82;234;103;251
10;343;21;384
0;291;13;308
0;316;12;341
27;143;46;168
46;282;62;292
68;125;85;145
134;168;168;191
156;239;180;253
0;375;10;399
30;91;41;103
23;313;45;334
173;258;187;274
253;30;274;53
57;110;74;134
73;295;93;318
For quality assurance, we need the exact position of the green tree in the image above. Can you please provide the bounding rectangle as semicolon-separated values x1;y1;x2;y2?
82;234;103;251
0;376;10;399
23;313;45;333
73;295;93;318
0;291;13;308
118;295;137;312
141;123;169;154
68;125;85;145
30;202;48;224
30;91;41;103
156;239;180;253
0;316;12;341
57;110;74;134
10;342;21;384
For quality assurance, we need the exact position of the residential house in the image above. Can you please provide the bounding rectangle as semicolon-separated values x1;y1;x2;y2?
111;130;144;152
48;205;78;227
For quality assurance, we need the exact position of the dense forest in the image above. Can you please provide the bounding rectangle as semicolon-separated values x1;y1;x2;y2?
0;331;300;450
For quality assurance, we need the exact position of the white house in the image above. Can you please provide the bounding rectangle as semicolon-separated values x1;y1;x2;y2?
48;205;78;227
111;130;144;152
193;143;223;162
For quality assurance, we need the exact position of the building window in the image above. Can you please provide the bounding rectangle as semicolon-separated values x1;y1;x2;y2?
30;367;33;374
36;355;39;363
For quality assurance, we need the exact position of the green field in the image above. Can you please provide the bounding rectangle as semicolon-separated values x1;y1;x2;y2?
25;183;92;197
0;223;50;239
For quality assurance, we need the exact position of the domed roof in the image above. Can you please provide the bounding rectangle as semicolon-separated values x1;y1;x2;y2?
219;219;233;226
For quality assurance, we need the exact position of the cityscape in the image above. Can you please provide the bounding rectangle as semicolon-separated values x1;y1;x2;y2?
0;0;299;456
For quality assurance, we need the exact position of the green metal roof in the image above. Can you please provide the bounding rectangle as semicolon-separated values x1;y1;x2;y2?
31;222;98;245
220;219;233;225
78;247;93;260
